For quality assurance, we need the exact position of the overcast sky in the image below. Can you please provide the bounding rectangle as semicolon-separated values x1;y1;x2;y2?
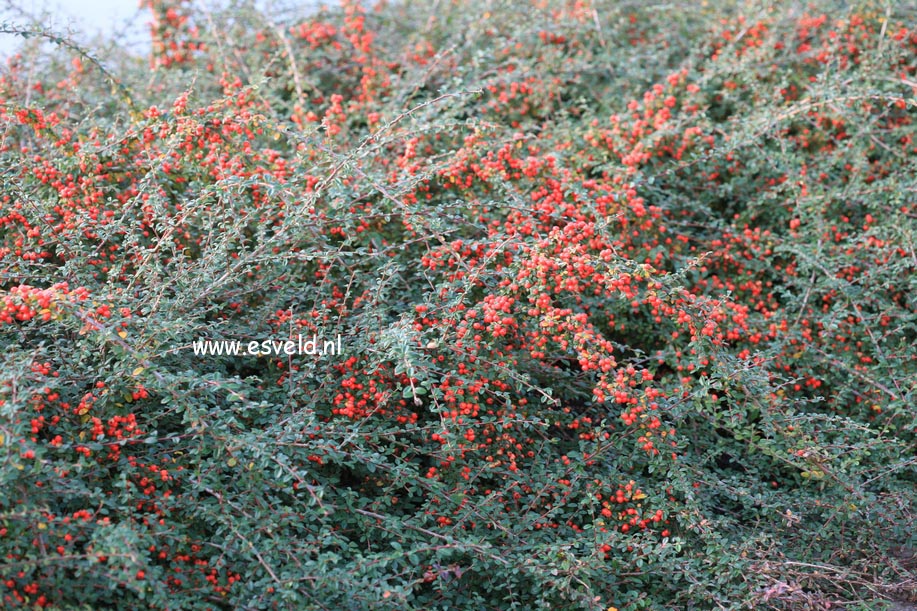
0;0;151;58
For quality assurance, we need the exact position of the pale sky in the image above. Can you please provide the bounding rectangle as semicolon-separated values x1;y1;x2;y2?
1;0;150;58
0;0;326;59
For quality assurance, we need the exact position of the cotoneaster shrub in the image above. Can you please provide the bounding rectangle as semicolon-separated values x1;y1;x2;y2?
1;0;915;609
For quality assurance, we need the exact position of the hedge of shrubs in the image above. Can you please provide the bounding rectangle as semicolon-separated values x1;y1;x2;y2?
1;0;915;609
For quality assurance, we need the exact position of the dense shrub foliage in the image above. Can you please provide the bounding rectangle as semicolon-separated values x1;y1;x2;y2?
1;0;916;609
